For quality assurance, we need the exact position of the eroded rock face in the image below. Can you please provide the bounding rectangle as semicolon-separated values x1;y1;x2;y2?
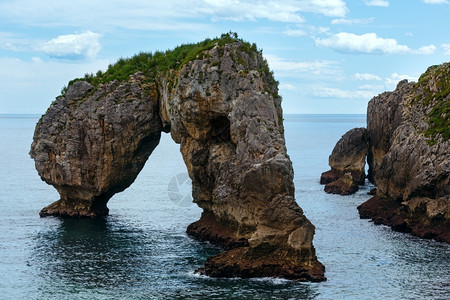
163;43;324;280
322;63;449;243
320;127;368;195
30;74;162;217
366;79;413;184
324;173;359;195
30;40;325;281
359;64;450;243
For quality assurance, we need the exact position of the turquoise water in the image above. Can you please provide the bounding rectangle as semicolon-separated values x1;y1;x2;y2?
0;114;448;299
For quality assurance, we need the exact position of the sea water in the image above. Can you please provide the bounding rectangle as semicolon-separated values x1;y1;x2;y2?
0;114;448;299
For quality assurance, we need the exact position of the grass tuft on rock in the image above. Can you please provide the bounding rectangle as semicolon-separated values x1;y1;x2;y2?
60;32;271;96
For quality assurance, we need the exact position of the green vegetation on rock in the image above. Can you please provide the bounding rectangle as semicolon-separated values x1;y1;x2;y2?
60;32;274;96
413;63;450;143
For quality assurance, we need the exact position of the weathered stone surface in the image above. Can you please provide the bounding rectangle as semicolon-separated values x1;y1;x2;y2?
323;63;449;243
30;38;325;281
324;173;359;195
30;73;162;217
320;127;368;195
319;169;340;185
366;79;413;184
161;43;324;280
358;195;450;243
328;127;369;184
200;246;326;282
358;64;450;243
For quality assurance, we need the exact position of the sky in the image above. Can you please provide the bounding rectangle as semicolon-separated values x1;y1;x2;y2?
0;0;449;114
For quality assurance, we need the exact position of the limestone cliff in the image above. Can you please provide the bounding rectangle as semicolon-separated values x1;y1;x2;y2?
322;63;449;243
359;64;449;243
366;79;413;184
30;34;325;281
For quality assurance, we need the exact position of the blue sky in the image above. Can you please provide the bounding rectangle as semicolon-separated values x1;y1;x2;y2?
1;0;449;114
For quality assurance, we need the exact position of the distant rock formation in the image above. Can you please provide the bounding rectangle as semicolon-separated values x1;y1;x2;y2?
322;63;450;243
320;127;369;194
30;34;325;281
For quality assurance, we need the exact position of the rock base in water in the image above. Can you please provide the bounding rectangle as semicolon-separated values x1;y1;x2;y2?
324;173;359;195
319;170;340;185
39;199;109;218
196;247;326;282
358;196;450;243
186;212;249;250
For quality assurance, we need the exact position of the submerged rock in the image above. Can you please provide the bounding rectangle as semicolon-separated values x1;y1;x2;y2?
30;34;325;281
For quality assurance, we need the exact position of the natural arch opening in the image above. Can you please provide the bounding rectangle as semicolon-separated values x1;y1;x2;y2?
108;133;201;222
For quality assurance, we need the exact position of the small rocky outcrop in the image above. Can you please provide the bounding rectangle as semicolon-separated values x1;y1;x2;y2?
30;34;325;281
323;63;450;243
320;127;369;195
324;173;359;195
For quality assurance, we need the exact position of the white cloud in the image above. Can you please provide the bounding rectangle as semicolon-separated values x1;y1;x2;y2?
1;31;102;59
39;31;101;59
384;73;418;90
203;1;305;22
279;83;298;91
311;86;375;99
331;18;374;25
365;0;389;6
354;73;382;81
422;0;448;4
416;44;436;55
0;56;109;113
265;54;339;75
294;0;348;17
0;31;35;51
315;32;436;55
283;24;330;37
0;0;348;32
358;84;384;90
282;28;307;37
442;43;450;55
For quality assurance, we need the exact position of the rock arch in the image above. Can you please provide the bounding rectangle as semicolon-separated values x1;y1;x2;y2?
30;40;325;281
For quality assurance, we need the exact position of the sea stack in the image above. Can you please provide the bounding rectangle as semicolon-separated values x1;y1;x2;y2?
322;63;450;243
30;34;325;281
320;127;369;195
